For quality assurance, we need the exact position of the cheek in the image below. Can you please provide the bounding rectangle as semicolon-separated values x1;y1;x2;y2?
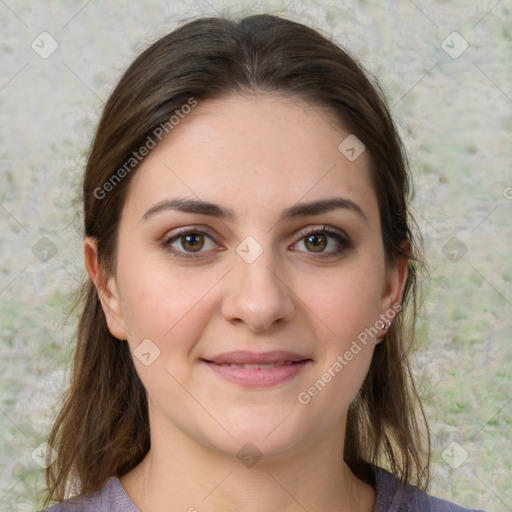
116;249;220;362
294;268;381;417
306;265;383;343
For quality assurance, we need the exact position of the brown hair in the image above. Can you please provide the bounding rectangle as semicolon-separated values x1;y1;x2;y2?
43;13;429;506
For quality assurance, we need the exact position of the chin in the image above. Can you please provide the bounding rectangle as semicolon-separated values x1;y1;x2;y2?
201;410;313;462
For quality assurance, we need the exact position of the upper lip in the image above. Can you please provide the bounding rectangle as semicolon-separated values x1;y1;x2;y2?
203;350;310;365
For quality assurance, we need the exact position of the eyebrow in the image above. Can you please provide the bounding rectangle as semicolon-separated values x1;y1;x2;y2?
141;196;367;223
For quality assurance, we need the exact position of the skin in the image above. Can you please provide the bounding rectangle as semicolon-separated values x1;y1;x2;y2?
85;93;407;512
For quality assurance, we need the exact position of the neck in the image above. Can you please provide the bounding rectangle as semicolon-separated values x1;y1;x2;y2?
119;411;375;512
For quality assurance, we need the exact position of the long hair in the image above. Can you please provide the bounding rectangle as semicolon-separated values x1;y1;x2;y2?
43;13;429;505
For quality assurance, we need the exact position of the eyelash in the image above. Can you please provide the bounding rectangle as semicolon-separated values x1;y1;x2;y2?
161;225;352;261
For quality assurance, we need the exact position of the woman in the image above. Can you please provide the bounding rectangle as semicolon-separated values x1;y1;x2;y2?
39;13;485;512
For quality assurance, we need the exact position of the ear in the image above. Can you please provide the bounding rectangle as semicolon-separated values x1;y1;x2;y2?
377;244;409;341
84;237;128;340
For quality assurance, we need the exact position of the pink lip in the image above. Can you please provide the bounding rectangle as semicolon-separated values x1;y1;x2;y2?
202;351;312;388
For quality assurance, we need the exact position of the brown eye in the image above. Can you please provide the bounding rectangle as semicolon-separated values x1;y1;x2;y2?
304;233;328;252
292;226;352;259
162;229;218;259
180;233;205;252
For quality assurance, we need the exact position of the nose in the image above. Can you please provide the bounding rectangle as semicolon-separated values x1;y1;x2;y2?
221;245;296;333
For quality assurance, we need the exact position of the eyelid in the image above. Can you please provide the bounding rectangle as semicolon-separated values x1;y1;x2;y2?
292;224;351;245
163;224;217;239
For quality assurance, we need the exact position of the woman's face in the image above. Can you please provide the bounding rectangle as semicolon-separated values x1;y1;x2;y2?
88;93;406;459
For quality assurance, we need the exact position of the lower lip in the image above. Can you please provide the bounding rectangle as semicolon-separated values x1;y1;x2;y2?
203;360;311;388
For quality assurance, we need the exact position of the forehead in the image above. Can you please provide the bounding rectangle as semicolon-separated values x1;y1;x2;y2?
123;93;379;226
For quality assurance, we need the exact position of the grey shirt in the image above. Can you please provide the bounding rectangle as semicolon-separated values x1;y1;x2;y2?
39;466;485;512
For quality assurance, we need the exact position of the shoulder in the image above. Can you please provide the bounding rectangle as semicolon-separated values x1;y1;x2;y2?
373;466;486;512
37;476;139;512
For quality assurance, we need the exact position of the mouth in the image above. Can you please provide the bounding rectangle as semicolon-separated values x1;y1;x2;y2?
201;351;312;388
208;361;299;370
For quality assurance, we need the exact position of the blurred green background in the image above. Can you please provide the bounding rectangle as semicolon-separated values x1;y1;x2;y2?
0;0;510;510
